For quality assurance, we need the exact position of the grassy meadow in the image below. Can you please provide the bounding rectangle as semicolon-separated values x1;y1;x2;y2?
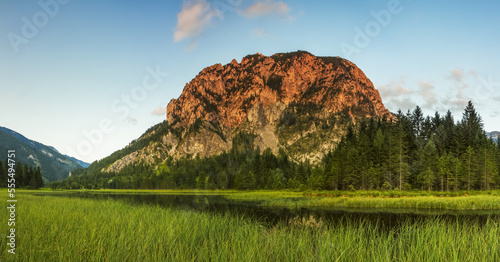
0;190;499;261
43;188;500;210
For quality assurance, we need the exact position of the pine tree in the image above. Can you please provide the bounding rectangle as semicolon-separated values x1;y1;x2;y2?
422;116;433;142
393;123;409;190
480;138;497;190
462;101;483;148
449;155;461;191
412;106;424;138
464;146;476;191
373;128;386;187
344;146;360;189
358;132;371;190
443;110;455;152
420;138;438;191
438;153;452;191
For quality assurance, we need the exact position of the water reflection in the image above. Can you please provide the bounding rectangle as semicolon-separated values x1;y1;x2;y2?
37;192;500;229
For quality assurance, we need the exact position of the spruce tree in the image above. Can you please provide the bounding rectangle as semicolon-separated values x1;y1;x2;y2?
412;106;424;138
420;138;438;191
462;101;483;149
463;146;476;191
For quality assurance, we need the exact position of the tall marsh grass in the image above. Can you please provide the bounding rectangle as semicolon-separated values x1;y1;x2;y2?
0;193;498;261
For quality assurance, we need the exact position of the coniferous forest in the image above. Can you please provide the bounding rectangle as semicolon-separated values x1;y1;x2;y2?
51;101;500;191
0;160;44;189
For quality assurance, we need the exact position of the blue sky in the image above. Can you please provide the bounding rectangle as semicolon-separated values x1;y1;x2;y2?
1;0;499;163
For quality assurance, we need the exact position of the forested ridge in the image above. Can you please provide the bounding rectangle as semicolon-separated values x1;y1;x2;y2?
51;101;500;191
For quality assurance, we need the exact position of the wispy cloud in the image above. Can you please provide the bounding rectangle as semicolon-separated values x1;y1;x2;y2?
252;27;272;37
151;106;166;116
238;0;291;20
126;117;138;125
379;69;498;120
377;76;417;112
418;81;440;110
173;0;220;48
449;68;464;81
442;68;471;112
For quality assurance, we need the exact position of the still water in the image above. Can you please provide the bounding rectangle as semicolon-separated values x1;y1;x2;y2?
38;192;500;228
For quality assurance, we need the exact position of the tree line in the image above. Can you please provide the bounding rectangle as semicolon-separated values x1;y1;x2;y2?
51;101;500;191
0;160;44;189
324;101;499;191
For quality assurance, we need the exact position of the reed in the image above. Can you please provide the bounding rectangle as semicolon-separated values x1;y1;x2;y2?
0;192;498;261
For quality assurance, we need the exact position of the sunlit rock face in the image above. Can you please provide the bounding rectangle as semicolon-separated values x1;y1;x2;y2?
104;51;395;172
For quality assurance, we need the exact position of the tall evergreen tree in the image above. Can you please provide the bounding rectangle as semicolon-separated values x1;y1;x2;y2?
412;106;424;138
420;138;438;191
463;146;477;191
462;101;483;148
394;123;409;190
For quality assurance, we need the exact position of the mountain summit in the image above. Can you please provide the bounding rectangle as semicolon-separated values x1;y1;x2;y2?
167;51;391;128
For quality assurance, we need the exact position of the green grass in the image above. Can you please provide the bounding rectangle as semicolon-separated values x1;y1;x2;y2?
44;189;500;210
0;191;499;261
217;190;500;210
248;194;500;210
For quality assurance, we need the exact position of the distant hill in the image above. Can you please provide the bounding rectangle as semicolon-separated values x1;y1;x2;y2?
487;131;499;142
0;126;89;182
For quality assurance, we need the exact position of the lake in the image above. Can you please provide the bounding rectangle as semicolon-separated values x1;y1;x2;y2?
37;192;500;229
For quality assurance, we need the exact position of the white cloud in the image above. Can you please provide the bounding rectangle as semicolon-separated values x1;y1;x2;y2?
379;69;498;119
126;117;138;125
173;0;220;44
441;69;473;112
376;76;417;112
151;106;166;116
418;81;438;105
449;68;464;81
238;0;291;19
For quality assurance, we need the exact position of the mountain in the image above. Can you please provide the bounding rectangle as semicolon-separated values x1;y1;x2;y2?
0;126;89;182
97;51;392;174
487;131;499;142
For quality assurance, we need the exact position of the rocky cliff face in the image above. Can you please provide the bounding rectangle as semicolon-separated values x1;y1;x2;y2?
103;51;393;172
167;51;391;128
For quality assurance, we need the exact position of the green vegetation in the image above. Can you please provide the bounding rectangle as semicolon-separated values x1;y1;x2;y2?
52;102;500;193
0;160;43;189
44;189;500;211
1;191;498;261
241;194;500;210
324;102;499;191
